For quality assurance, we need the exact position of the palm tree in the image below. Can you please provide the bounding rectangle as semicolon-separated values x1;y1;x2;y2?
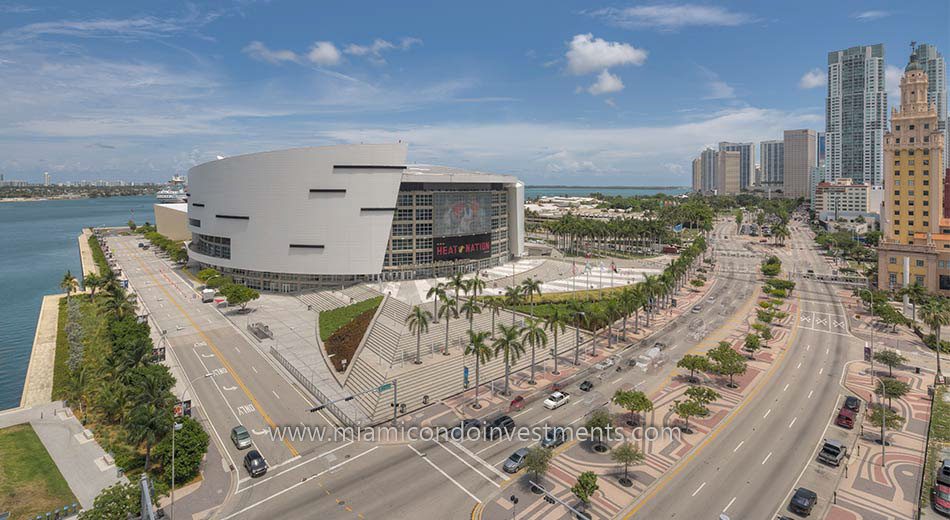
898;283;927;326
617;287;636;340
426;283;446;323
641;275;663;325
465;330;493;408
104;290;137;318
127;401;173;471
521;277;543;316
83;271;102;300
603;298;622;349
493;323;525;396
468;275;486;303
504;285;523;325
568;299;586;366
461;298;482;333
586;305;605;357
920;296;950;378
405;306;432;364
437;297;459;355
60;270;78;300
544;308;568;375
486;299;503;339
448;273;466;313
522;318;548;385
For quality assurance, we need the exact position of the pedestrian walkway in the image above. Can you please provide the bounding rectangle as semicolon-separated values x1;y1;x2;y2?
20;294;63;408
0;402;127;510
77;228;99;277
826;362;930;520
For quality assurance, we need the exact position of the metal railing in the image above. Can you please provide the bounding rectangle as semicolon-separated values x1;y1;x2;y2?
269;345;362;428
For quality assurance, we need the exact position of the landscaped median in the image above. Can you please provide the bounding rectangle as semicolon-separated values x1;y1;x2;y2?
0;424;77;519
319;296;383;372
921;385;950;514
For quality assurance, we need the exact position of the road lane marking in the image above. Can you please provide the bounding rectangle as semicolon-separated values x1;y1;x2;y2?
762;452;772;465
531;415;552;427
434;441;500;488
788;417;797;428
819;367;824;375
806;345;810;351
224;446;378;518
807;390;814;399
723;496;736;512
826;347;830;355
408;444;480;503
272;390;281;400
612;377;623;385
476;437;508;455
512;409;531;418
691;482;706;497
764;408;771;418
783;384;790;392
252;366;259;374
568;416;582;426
796;362;802;369
733;441;744;453
449;440;511;481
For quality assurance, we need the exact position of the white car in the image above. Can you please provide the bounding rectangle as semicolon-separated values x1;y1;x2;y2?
594;357;616;370
543;392;570;410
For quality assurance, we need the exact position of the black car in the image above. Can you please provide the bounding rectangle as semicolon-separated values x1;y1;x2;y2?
243;449;268;477
485;415;515;439
541;427;567;448
789;487;817;516
579;380;594;392
844;396;861;412
449;419;482;440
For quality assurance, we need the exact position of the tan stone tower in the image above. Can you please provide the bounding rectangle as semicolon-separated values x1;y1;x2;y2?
878;47;947;292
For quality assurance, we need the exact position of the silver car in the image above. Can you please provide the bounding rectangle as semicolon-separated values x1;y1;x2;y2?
503;448;529;473
231;425;252;450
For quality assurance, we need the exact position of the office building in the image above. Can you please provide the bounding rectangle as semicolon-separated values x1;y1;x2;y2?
760;140;784;193
783;129;818;199
186;144;525;292
877;53;947;292
700;148;717;193
718;141;754;191
817;132;826;166
813;178;871;217
910;43;947;170
715;150;741;195
691;157;702;192
826;44;887;187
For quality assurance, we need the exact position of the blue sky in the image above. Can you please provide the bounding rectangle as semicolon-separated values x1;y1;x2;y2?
0;1;947;185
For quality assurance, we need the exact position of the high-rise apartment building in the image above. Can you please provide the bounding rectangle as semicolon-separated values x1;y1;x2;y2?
701;148;717;192
716;150;741;195
910;43;948;170
718;142;754;191
877;52;947;293
783;129;817;199
826;44;887;187
43;172;50;186
816;132;826;166
760;140;784;193
691;157;702;192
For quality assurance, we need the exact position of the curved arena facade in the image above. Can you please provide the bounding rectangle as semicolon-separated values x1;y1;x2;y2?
186;144;524;292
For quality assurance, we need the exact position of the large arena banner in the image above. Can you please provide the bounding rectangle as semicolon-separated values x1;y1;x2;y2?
433;192;491;237
433;233;492;261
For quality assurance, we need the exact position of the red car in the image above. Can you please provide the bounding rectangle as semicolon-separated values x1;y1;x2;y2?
934;480;950;516
509;396;525;411
835;407;855;429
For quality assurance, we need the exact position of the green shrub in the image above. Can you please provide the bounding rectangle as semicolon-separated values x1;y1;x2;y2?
319;296;384;341
154;416;209;486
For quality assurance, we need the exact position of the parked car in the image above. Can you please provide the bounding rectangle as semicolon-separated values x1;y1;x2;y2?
579;380;594;392
706;296;716;303
595;357;615;370
934;477;950;516
509;395;526;411
449;419;482;440
817;439;847;466
691;305;703;314
789;487;817;516
653;341;667;351
503;448;530;473
230;425;252;450
243;450;268;477
938;459;950;486
543;392;571;410
486;415;515;439
835;407;856;430
541;427;566;449
844;396;861;412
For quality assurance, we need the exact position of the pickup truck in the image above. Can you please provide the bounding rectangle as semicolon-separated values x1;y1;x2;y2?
543;391;570;410
594;357;616;370
817;439;847;466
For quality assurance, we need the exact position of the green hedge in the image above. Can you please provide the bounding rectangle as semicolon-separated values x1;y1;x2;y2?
318;296;383;341
51;297;70;400
87;233;111;275
921;385;950;509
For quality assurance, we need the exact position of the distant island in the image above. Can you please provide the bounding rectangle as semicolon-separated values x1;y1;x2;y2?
526;185;688;190
0;185;160;202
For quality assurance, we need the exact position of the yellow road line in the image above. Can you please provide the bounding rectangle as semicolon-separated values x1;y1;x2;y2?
121;239;299;457
622;281;803;518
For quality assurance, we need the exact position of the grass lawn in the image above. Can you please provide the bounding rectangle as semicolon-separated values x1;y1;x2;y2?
0;424;77;518
319;296;383;341
921;386;950;509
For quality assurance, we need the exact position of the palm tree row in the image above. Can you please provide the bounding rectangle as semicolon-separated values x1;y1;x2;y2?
543;208;712;257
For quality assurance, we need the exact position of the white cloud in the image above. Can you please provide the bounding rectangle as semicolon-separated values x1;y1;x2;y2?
705;80;735;99
588;70;624;95
343;37;421;64
565;33;647;75
886;64;903;103
590;4;756;31
853;10;890;21
307;41;341;66
242;41;299;64
798;68;826;89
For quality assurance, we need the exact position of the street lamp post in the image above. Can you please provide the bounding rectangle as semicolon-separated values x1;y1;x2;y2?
171;372;213;520
869;374;887;467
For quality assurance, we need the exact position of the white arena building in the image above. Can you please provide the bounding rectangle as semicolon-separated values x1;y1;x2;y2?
186;143;525;292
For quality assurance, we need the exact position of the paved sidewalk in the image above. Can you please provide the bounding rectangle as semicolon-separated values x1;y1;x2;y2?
827;362;931;520
78;228;99;277
0;402;127;509
20;294;63;408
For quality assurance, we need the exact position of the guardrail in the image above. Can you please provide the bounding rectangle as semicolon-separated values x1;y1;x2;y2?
269;345;361;428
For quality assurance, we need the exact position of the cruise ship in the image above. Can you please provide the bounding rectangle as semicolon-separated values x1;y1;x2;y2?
156;175;187;203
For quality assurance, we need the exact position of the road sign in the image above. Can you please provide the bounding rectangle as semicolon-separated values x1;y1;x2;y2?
377;383;393;392
863;346;871;362
463;366;470;389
